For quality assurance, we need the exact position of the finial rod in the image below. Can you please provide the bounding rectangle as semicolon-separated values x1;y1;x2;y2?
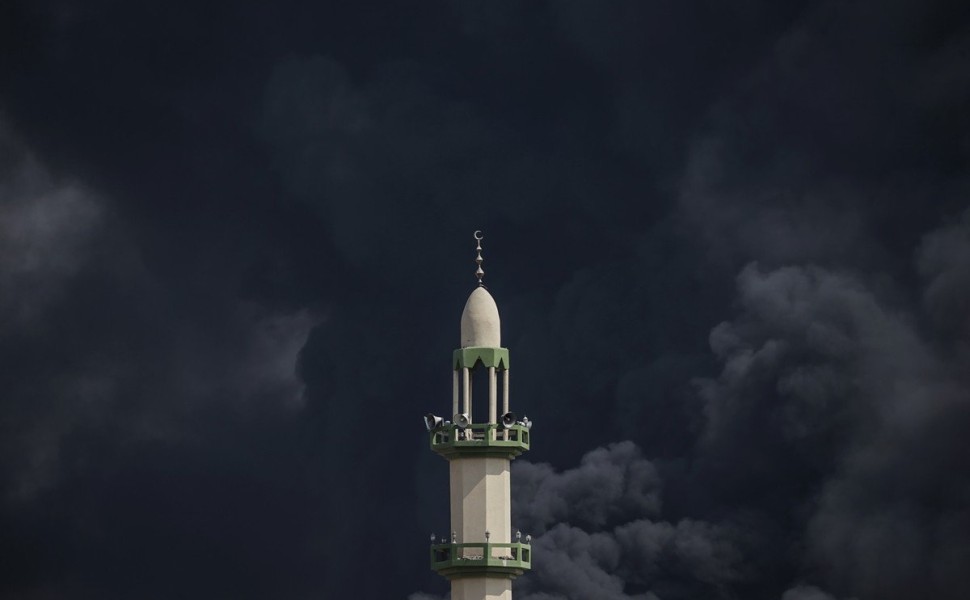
473;230;485;286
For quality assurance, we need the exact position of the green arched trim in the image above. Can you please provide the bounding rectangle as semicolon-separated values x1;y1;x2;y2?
453;347;509;370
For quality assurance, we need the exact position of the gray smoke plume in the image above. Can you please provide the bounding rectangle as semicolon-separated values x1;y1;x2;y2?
781;586;839;600
693;218;970;599
411;211;970;600
0;121;320;597
512;442;662;534
412;443;743;600
4;1;969;598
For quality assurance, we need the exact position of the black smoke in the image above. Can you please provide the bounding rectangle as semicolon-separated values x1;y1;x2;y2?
1;1;968;599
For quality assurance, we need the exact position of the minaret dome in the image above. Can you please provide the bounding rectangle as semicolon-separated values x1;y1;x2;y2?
460;287;501;348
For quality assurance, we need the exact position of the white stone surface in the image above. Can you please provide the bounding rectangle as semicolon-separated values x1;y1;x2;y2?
452;577;512;600
449;456;514;600
460;287;501;348
449;457;511;545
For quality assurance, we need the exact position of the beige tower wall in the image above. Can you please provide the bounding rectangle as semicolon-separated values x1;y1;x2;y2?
449;457;511;544
452;577;512;600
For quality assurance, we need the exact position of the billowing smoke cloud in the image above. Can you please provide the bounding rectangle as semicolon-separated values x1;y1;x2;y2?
695;254;970;600
259;54;566;284
512;442;662;534
0;124;110;500
0;120;320;596
782;586;838;600
512;443;743;600
4;1;970;599
407;2;970;597
413;213;970;599
0;142;102;323
918;210;970;341
411;443;742;600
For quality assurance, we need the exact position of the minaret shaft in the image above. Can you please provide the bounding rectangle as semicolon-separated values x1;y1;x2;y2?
450;457;511;545
453;578;512;600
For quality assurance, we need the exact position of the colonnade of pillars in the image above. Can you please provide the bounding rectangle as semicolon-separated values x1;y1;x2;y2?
452;366;509;426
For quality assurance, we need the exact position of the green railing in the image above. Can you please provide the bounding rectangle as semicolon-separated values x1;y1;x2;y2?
430;423;530;459
430;541;531;580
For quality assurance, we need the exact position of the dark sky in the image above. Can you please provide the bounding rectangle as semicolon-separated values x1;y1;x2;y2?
1;1;969;599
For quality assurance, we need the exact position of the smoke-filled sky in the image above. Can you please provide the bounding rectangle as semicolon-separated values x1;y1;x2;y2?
1;1;969;599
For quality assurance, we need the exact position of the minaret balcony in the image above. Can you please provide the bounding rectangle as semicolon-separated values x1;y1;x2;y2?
430;541;531;579
430;423;530;460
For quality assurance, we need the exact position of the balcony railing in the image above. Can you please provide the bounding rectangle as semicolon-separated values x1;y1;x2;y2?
430;541;531;579
429;423;530;459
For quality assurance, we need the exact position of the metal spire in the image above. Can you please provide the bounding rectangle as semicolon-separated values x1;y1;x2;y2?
473;230;485;286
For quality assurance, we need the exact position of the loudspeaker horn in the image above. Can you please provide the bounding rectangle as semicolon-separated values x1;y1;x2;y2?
453;413;470;429
499;412;516;429
424;413;445;432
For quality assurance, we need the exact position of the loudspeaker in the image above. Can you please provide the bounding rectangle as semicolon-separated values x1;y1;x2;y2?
517;416;532;430
453;413;470;429
499;412;516;429
424;413;445;432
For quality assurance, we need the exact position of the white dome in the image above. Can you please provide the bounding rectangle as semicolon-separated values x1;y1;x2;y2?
460;286;501;347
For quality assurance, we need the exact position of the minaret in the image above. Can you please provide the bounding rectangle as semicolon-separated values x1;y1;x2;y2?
425;231;532;600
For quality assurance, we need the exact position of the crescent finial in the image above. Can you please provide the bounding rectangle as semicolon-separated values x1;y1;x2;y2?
474;230;484;285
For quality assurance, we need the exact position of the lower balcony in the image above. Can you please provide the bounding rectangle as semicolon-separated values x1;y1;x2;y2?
430;541;531;580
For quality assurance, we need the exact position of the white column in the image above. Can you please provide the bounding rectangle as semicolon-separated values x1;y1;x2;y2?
502;369;509;415
488;366;497;427
453;370;460;421
462;367;471;422
502;368;510;441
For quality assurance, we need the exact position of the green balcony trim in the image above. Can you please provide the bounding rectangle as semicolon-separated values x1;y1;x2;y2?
430;542;531;580
453;347;509;370
430;423;530;460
